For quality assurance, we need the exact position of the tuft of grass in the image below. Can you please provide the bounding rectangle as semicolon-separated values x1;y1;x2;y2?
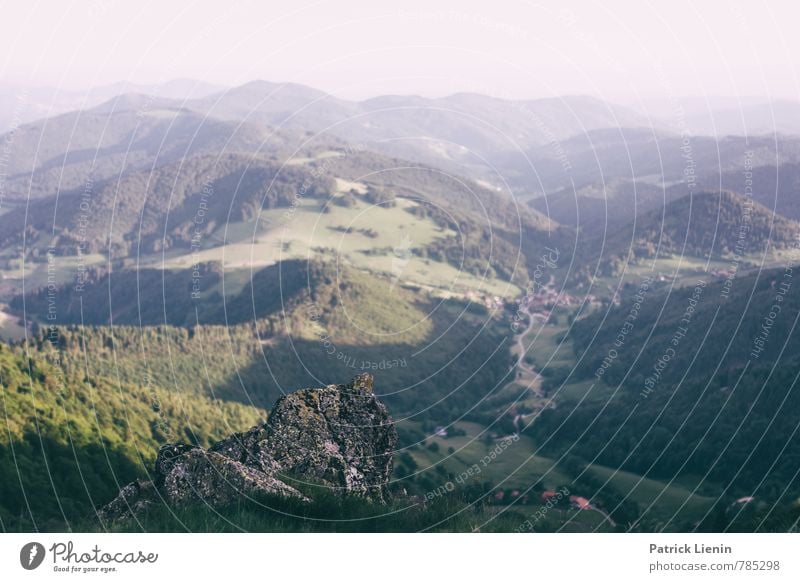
91;489;526;533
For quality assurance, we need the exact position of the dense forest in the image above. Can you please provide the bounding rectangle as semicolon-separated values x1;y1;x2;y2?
19;260;515;420
4;65;800;535
529;267;800;503
0;344;263;531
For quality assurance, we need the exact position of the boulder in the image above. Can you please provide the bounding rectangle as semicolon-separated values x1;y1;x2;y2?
154;444;305;505
264;372;397;502
96;480;158;525
97;373;397;526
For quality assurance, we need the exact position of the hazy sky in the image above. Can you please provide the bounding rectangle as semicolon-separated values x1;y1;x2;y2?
1;0;799;103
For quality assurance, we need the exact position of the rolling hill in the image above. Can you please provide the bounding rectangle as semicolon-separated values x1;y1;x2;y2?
17;259;515;422
586;190;800;269
190;83;653;182
624;190;797;257
529;266;800;513
0;81;657;205
0;342;263;530
0;103;304;201
0;153;336;257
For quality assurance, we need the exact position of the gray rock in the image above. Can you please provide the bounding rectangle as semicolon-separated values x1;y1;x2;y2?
96;480;158;525
263;373;397;502
156;445;305;505
97;373;397;525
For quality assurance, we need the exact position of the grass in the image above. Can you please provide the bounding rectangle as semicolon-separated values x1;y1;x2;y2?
554;378;615;403
458;299;719;529
587;464;716;525
151;197;447;268
0;253;106;298
94;489;526;533
582;251;800;302
0;308;26;341
395;419;716;531
284;151;346;167
138;195;520;300
521;311;576;371
1;171;522;304
515;305;608;413
504;303;717;527
402;421;573;490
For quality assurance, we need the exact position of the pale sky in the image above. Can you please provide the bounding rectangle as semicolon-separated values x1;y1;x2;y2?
1;0;799;103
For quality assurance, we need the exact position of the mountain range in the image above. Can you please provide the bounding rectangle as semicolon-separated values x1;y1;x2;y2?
3;79;800;533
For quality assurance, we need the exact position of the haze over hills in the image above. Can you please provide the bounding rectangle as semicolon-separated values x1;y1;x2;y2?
0;81;658;205
526;129;800;199
0;79;225;132
5;80;800;213
190;83;656;181
0;153;338;256
3;77;800;534
0;104;310;200
3;80;795;200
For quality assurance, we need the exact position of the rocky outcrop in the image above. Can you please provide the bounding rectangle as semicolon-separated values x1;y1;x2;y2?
262;373;397;500
97;373;397;525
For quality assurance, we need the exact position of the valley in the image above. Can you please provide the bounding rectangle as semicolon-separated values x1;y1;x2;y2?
2;76;800;534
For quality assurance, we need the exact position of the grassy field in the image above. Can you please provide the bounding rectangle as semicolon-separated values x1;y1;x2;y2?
396;419;713;530
284;150;346;166
0;308;26;341
151;195;447;266
587;464;716;526
464;300;718;529
582;251;800;302
401;420;573;489
521;309;576;371
0;252;106;299
144;194;520;299
555;378;616;403
1;168;522;303
512;306;607;419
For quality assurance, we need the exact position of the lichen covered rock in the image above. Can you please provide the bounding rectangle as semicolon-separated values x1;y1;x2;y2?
96;480;158;525
264;373;397;502
97;374;397;525
155;444;304;505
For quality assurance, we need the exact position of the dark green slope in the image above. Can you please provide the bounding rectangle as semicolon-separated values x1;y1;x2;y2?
595;190;800;263
710;162;800;221
530;266;800;509
0;344;263;531
13;263;224;327
0;153;335;257
20;260;514;420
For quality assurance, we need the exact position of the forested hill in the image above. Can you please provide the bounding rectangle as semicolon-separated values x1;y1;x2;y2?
18;260;515;423
602;190;800;260
0;153;336;257
0;344;263;531
529;266;800;507
571;265;800;383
